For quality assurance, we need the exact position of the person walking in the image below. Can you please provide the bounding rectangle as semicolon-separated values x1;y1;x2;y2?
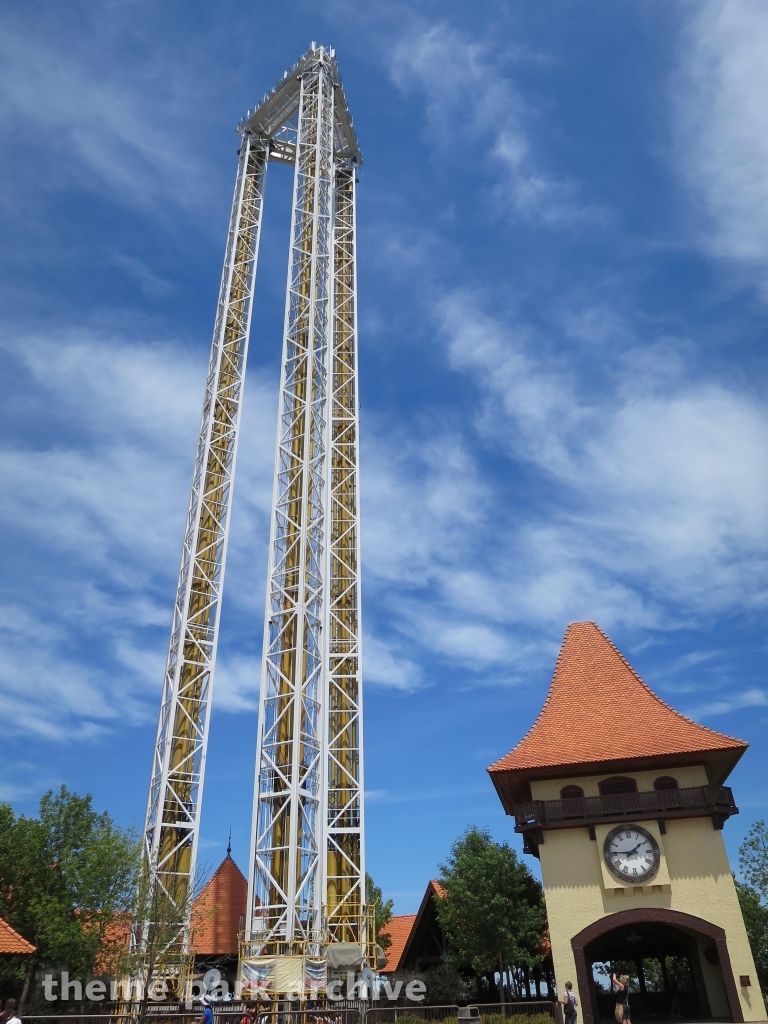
562;982;578;1024
612;973;631;1024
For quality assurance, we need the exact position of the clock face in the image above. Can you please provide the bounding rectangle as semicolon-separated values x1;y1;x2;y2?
603;825;660;883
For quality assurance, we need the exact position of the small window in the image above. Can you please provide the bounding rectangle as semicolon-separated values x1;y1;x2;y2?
654;776;679;791
599;776;637;796
560;785;584;799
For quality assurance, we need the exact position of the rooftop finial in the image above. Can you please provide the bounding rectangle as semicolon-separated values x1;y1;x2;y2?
227;828;232;857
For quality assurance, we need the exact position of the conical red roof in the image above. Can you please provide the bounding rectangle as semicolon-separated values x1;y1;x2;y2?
190;852;248;956
489;622;748;810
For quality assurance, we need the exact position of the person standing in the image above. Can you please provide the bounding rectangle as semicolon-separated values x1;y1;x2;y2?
198;994;214;1024
0;999;21;1024
612;973;631;1024
562;982;578;1024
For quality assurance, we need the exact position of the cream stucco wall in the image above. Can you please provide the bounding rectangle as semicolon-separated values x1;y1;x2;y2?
531;770;766;1022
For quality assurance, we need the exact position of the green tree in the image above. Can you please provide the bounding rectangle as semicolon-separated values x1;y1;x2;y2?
420;961;474;1005
366;872;394;950
735;882;768;997
0;786;140;1007
435;827;546;1000
741;820;768;901
739;820;768;998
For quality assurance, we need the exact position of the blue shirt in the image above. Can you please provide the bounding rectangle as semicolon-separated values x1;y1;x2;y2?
203;1006;214;1024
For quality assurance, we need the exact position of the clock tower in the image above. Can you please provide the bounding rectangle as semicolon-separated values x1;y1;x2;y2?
489;622;765;1024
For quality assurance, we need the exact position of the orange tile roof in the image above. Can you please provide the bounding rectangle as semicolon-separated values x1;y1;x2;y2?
190;853;248;956
0;916;35;955
379;914;416;973
489;622;748;809
91;911;132;974
385;880;447;973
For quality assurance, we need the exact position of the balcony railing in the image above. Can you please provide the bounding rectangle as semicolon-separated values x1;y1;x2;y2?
513;784;737;834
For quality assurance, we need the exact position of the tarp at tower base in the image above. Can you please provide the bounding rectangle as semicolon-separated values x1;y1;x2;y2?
240;956;328;997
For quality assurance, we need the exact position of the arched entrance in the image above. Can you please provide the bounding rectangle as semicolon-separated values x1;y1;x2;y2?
572;909;743;1024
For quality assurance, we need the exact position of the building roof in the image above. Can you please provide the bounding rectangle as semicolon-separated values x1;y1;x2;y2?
379;914;417;973
379;879;447;974
489;621;749;811
399;880;446;972
0;916;35;955
190;852;248;956
93;912;132;973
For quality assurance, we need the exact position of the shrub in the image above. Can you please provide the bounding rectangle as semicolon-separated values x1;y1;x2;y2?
480;1014;554;1024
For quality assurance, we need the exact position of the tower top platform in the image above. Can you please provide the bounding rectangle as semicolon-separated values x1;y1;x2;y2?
489;621;748;809
238;44;362;165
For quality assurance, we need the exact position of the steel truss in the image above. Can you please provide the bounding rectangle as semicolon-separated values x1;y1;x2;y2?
142;44;365;961
245;46;365;956
143;132;268;947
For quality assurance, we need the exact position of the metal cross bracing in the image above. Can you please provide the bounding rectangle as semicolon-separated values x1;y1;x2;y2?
247;51;335;954
142;131;268;949
141;43;366;966
324;162;364;946
245;46;366;959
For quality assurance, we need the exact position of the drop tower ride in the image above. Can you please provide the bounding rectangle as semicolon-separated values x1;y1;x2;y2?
141;44;367;979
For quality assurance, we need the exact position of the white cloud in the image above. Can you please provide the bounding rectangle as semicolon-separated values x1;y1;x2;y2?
389;23;592;225
353;285;768;688
362;427;487;587
0;328;275;739
684;687;768;721
0;9;216;217
675;1;768;267
363;634;422;692
440;290;768;615
0;332;204;568
214;655;261;713
363;783;490;805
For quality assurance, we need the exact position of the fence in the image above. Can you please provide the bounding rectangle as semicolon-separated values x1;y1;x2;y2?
21;1009;365;1024
21;1001;559;1024
472;1002;562;1024
365;1006;460;1024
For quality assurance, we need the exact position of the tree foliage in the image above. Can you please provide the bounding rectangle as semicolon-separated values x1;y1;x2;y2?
735;882;768;996
0;786;140;1004
418;962;475;1005
366;872;394;950
741;820;768;903
739;820;768;997
435;827;546;981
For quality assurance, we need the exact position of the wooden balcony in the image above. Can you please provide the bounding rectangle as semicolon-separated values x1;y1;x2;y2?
514;785;738;848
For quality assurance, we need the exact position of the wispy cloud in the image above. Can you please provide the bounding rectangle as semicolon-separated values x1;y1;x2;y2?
364;784;489;805
214;655;261;713
684;688;768;721
389;22;598;225
440;290;768;615
0;6;220;220
675;1;768;271
0;328;275;739
363;635;423;692
355;278;768;690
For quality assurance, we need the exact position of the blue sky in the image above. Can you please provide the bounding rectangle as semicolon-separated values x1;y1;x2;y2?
1;0;768;913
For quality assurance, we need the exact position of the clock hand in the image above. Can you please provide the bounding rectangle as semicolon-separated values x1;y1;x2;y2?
615;841;645;858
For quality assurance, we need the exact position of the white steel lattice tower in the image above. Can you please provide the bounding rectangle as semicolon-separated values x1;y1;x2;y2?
142;44;365;961
244;46;365;956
